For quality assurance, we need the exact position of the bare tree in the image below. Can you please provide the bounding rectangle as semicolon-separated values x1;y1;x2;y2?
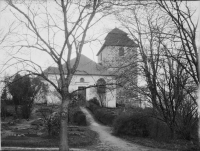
156;51;197;139
115;2;198;139
4;0;112;150
156;0;199;142
115;4;171;107
156;0;199;85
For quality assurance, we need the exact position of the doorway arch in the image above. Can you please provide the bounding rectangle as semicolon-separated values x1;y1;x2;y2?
96;78;106;106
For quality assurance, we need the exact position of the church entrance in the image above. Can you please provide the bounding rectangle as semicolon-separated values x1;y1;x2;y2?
97;78;106;106
78;86;86;102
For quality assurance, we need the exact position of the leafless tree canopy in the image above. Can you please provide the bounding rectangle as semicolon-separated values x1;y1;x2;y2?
1;0;199;149
3;0;114;150
113;1;199;140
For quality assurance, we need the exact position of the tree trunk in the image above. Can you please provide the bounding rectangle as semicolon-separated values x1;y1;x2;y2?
198;116;200;147
59;95;70;151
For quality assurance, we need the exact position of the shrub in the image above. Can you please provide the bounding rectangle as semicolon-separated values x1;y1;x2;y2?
113;109;171;140
94;108;116;126
88;97;100;106
31;118;44;127
36;107;52;118
44;113;60;136
113;112;149;137
73;111;87;126
147;117;171;140
36;107;60;136
68;106;80;124
86;101;99;113
21;104;32;119
116;103;125;107
176;118;198;141
87;101;116;126
1;108;13;119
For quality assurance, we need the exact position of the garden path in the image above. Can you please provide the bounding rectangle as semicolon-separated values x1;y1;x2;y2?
80;107;169;151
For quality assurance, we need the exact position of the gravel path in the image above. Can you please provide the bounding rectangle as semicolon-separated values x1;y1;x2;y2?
80;107;169;151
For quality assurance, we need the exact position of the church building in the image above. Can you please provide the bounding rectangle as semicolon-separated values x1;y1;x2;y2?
40;28;139;107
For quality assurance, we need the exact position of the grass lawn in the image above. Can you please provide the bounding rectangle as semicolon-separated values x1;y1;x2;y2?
2;126;98;148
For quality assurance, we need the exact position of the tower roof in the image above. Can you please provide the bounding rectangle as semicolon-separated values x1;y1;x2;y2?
96;28;138;56
108;28;127;35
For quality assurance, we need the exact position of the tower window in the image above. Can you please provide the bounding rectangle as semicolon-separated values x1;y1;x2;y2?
80;78;85;82
119;47;124;56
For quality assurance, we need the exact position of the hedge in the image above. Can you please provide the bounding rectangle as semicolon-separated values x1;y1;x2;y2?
113;112;149;137
113;111;171;140
73;111;87;126
86;100;116;126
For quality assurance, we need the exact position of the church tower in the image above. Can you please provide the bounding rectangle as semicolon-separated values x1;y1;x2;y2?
96;28;138;66
96;28;140;106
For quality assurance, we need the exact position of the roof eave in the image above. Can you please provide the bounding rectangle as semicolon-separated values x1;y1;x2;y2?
96;44;138;56
44;72;115;76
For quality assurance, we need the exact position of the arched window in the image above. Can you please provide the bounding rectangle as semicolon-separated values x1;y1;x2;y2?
80;78;85;82
119;47;124;56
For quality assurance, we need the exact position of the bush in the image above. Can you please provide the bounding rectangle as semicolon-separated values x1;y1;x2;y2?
21;104;32;119
68;106;80;124
113;109;171;140
88;97;100;106
5;98;15;105
94;108;116;126
87;101;171;139
36;107;53;118
73;111;87;126
147;117;171;140
86;101;99;113
116;103;125;107
1;108;13;118
113;112;149;137
176;118;198;141
44;113;60;136
87;101;116;126
31;118;44;127
1;99;14;119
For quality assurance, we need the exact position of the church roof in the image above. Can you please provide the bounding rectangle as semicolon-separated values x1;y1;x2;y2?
43;54;112;76
96;28;138;56
108;28;127;35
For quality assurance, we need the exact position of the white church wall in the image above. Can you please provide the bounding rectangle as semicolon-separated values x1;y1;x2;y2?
69;75;116;107
105;85;116;108
41;74;116;107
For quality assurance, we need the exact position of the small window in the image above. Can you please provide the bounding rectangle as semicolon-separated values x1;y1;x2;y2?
119;47;124;56
80;78;85;82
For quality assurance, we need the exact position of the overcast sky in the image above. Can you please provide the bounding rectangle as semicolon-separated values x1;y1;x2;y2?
0;1;121;78
0;0;199;79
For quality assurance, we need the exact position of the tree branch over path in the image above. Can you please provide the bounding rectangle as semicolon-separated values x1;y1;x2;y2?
4;0;113;150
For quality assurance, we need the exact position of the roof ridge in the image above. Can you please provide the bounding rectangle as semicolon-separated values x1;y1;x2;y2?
108;28;127;35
